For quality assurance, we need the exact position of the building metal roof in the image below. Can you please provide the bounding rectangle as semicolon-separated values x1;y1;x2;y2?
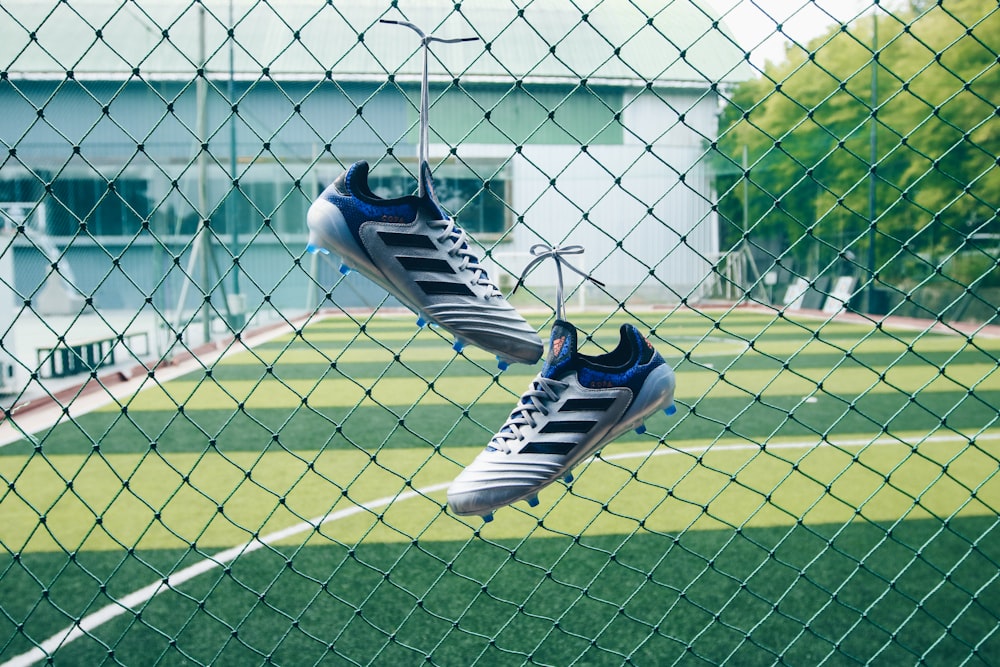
1;0;751;85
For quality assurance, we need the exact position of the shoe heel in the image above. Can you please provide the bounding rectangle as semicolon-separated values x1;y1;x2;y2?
623;364;676;423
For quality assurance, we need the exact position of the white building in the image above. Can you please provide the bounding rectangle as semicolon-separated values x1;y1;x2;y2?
0;0;748;316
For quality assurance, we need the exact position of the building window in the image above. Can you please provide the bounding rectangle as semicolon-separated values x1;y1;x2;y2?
434;174;508;237
361;161;511;238
2;161;508;240
227;180;287;236
1;174;152;237
49;177;151;236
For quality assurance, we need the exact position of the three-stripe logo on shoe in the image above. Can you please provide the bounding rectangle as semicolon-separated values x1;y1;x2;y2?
560;397;615;411
377;230;436;249
377;230;475;297
519;396;616;455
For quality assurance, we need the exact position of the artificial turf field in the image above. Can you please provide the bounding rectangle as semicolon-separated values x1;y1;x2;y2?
1;308;998;665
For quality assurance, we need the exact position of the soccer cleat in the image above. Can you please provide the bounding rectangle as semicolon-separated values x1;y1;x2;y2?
307;161;543;366
447;318;676;519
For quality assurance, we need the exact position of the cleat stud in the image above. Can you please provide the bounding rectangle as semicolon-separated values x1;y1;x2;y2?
664;404;677;416
497;358;509;371
338;263;351;276
453;340;465;353
416;316;427;328
481;513;493;523
564;472;574;484
635;424;646;435
527;495;539;508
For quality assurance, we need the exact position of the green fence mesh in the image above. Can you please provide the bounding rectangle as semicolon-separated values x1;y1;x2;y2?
1;0;998;664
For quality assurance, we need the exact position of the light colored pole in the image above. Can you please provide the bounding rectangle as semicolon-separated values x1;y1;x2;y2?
865;10;878;313
197;4;211;344
228;0;242;327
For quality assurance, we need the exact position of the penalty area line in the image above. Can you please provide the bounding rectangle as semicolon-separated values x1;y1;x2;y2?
601;430;1000;463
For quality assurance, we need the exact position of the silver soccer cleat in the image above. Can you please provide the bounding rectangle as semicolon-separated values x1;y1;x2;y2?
448;318;677;521
307;161;543;367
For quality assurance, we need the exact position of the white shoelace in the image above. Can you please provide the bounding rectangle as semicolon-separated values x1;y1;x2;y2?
490;376;568;453
515;244;604;320
429;217;502;297
379;19;478;198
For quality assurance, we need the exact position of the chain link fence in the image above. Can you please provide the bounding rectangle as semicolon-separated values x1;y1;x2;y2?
1;0;998;664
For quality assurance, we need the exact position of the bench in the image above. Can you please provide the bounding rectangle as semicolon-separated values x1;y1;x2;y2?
37;331;150;379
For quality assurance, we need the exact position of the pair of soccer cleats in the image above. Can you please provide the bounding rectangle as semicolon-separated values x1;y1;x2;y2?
307;161;677;521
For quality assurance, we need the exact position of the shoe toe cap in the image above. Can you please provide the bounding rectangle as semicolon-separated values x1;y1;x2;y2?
447;455;560;516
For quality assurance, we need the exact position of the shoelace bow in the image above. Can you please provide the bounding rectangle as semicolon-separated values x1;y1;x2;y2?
514;244;605;320
490;376;568;452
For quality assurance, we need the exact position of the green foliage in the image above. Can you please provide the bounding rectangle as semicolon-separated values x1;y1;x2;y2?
717;0;1000;290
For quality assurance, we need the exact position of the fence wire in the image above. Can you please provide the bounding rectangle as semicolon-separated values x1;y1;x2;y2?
1;0;998;665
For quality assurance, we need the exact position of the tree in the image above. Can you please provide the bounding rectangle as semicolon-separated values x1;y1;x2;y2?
716;0;1000;293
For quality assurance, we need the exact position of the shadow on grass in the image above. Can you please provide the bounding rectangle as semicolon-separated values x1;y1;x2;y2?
2;516;997;666
7;388;999;458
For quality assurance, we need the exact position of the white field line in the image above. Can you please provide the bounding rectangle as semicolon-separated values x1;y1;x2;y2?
602;430;1000;462
6;428;999;667
1;482;451;667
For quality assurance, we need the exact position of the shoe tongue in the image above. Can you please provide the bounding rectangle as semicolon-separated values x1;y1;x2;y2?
541;319;578;377
419;162;447;219
347;161;369;187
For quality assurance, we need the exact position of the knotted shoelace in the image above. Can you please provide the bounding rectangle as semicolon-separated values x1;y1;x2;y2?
514;243;605;320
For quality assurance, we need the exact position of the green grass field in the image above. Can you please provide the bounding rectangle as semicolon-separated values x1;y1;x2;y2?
1;308;998;665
